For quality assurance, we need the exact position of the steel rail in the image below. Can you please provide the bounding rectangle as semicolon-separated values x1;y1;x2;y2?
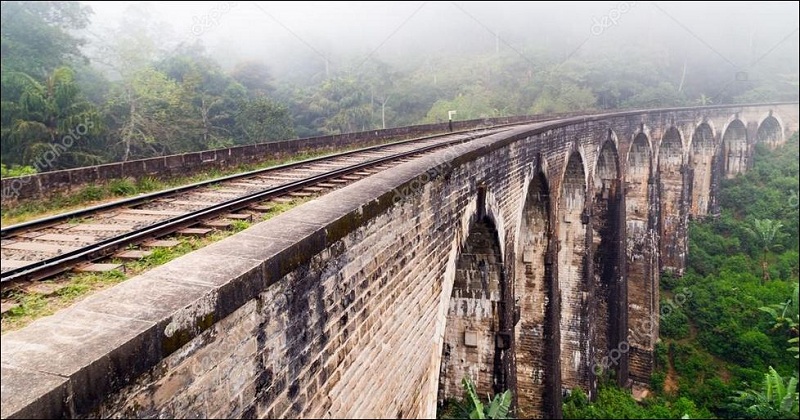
1;120;544;238
0;127;510;285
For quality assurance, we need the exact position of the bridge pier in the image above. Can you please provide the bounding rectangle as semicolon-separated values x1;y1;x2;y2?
589;136;627;389
512;170;555;418
624;131;658;385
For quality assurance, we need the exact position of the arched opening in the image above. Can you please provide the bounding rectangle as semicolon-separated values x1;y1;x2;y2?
658;127;686;273
557;151;590;395
722;120;747;178
756;115;783;147
625;133;657;383
627;134;652;223
590;136;624;387
514;171;554;417
438;206;506;410
690;122;715;217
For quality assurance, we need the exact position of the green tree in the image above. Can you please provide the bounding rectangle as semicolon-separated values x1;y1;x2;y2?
231;60;274;97
158;44;247;150
529;80;596;114
359;59;399;129
424;86;495;123
234;98;295;143
97;6;186;159
105;67;183;160
306;76;372;134
389;75;445;127
0;1;92;75
0;67;102;168
748;219;786;282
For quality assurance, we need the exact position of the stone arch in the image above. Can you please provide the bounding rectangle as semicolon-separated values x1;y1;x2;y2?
437;187;507;411
594;134;620;191
658;127;684;170
624;132;657;384
691;121;716;152
590;133;625;389
689;122;716;216
557;149;590;395
658;127;686;273
513;169;555;418
627;132;652;191
756;114;784;146
721;119;748;177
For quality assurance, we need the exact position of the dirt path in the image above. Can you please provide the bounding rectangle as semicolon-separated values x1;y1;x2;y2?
664;358;679;394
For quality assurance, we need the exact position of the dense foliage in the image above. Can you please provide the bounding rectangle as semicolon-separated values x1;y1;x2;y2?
563;385;711;419
2;1;798;176
565;133;799;419
1;2;294;172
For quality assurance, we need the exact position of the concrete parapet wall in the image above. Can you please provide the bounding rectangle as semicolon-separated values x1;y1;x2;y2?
0;116;536;203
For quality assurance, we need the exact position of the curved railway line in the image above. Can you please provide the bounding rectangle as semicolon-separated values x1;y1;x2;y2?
0;119;551;289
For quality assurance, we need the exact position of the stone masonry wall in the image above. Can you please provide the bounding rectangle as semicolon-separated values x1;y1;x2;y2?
513;173;552;418
438;218;505;404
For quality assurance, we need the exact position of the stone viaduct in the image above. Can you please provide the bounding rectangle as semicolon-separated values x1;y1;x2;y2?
1;103;798;419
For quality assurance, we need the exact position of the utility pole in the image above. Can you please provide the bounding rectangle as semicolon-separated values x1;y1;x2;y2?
381;95;391;129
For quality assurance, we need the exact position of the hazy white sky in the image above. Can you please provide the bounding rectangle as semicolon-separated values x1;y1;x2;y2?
78;1;799;77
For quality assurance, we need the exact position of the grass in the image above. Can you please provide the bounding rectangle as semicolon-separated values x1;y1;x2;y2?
0;151;326;226
3;270;127;330
0;197;310;333
229;219;252;232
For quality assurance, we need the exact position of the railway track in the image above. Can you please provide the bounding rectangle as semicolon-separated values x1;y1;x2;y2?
0;121;534;289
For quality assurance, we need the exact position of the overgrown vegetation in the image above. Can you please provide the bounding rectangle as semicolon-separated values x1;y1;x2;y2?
563;385;711;419
439;377;512;419
2;2;797;175
565;133;799;418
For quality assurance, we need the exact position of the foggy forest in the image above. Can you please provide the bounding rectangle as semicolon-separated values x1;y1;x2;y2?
1;1;798;175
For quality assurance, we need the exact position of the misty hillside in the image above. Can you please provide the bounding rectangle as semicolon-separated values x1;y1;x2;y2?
1;1;798;173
